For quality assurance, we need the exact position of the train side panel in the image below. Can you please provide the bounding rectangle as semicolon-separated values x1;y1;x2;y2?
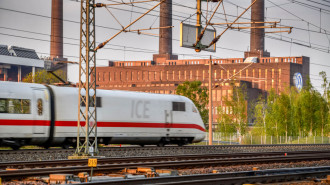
0;82;51;147
51;86;205;145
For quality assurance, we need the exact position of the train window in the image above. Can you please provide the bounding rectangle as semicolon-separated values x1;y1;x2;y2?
0;98;30;114
37;99;43;115
172;102;185;112
81;96;102;107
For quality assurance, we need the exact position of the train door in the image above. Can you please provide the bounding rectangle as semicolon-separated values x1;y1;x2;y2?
33;89;47;134
164;109;173;136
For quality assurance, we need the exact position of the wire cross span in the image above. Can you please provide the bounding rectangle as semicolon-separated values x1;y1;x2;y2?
94;0;165;51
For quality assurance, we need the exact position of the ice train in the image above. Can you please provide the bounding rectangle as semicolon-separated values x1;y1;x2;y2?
0;81;205;149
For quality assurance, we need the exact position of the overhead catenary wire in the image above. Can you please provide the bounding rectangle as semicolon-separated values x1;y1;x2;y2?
1;1;329;53
0;1;330;60
0;8;328;56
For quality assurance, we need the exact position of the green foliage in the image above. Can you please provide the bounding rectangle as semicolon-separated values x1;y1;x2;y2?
217;83;248;137
252;72;330;138
176;81;209;126
23;70;66;84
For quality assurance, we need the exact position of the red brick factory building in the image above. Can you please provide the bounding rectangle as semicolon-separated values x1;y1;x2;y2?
95;0;310;127
95;56;309;125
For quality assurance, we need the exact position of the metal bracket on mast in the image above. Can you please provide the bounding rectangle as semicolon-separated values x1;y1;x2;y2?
75;0;98;157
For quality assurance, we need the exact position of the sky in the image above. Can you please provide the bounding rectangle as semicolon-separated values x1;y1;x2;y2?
0;0;329;92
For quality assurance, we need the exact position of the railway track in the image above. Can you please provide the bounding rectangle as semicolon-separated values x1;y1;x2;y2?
1;144;330;162
0;150;329;170
1;150;330;180
80;166;330;185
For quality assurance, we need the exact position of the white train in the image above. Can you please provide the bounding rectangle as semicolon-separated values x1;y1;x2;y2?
0;81;205;149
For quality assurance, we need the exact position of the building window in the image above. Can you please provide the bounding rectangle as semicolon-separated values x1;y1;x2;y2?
246;69;249;79
252;69;255;88
212;90;216;101
217;90;221;101
265;69;268;90
0;99;31;114
172;102;185;111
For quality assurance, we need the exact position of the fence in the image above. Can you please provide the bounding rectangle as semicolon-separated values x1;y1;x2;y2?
198;132;330;145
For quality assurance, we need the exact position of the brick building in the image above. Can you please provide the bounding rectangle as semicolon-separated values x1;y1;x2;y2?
95;56;310;126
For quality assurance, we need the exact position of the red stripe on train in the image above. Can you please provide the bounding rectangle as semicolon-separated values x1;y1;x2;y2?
0;120;50;126
0;120;206;132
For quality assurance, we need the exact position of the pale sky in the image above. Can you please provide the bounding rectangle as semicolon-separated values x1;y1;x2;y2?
0;0;329;92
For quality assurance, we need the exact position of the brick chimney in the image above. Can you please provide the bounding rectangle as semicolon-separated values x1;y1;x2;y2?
153;0;178;63
50;0;67;81
50;0;63;59
244;0;270;58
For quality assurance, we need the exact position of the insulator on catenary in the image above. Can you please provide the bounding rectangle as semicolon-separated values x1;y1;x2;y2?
94;3;105;7
95;42;106;51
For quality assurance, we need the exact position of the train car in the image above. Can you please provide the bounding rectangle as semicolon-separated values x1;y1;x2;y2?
0;81;205;149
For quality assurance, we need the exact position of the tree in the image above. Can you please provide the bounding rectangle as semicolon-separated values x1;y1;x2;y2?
253;95;267;136
253;76;330;141
217;82;248;142
319;71;330;137
23;70;66;84
176;81;209;127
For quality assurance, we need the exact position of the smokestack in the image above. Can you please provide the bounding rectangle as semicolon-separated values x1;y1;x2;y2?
159;0;172;55
50;0;63;59
244;0;270;58
153;0;177;63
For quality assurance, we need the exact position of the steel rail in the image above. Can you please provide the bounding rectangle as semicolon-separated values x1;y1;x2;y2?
1;152;330;180
1;144;329;154
1;150;329;170
78;166;330;185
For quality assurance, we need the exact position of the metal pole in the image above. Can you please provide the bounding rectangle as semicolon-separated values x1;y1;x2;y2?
76;0;98;156
209;55;213;145
18;66;21;82
32;67;35;83
196;0;202;51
